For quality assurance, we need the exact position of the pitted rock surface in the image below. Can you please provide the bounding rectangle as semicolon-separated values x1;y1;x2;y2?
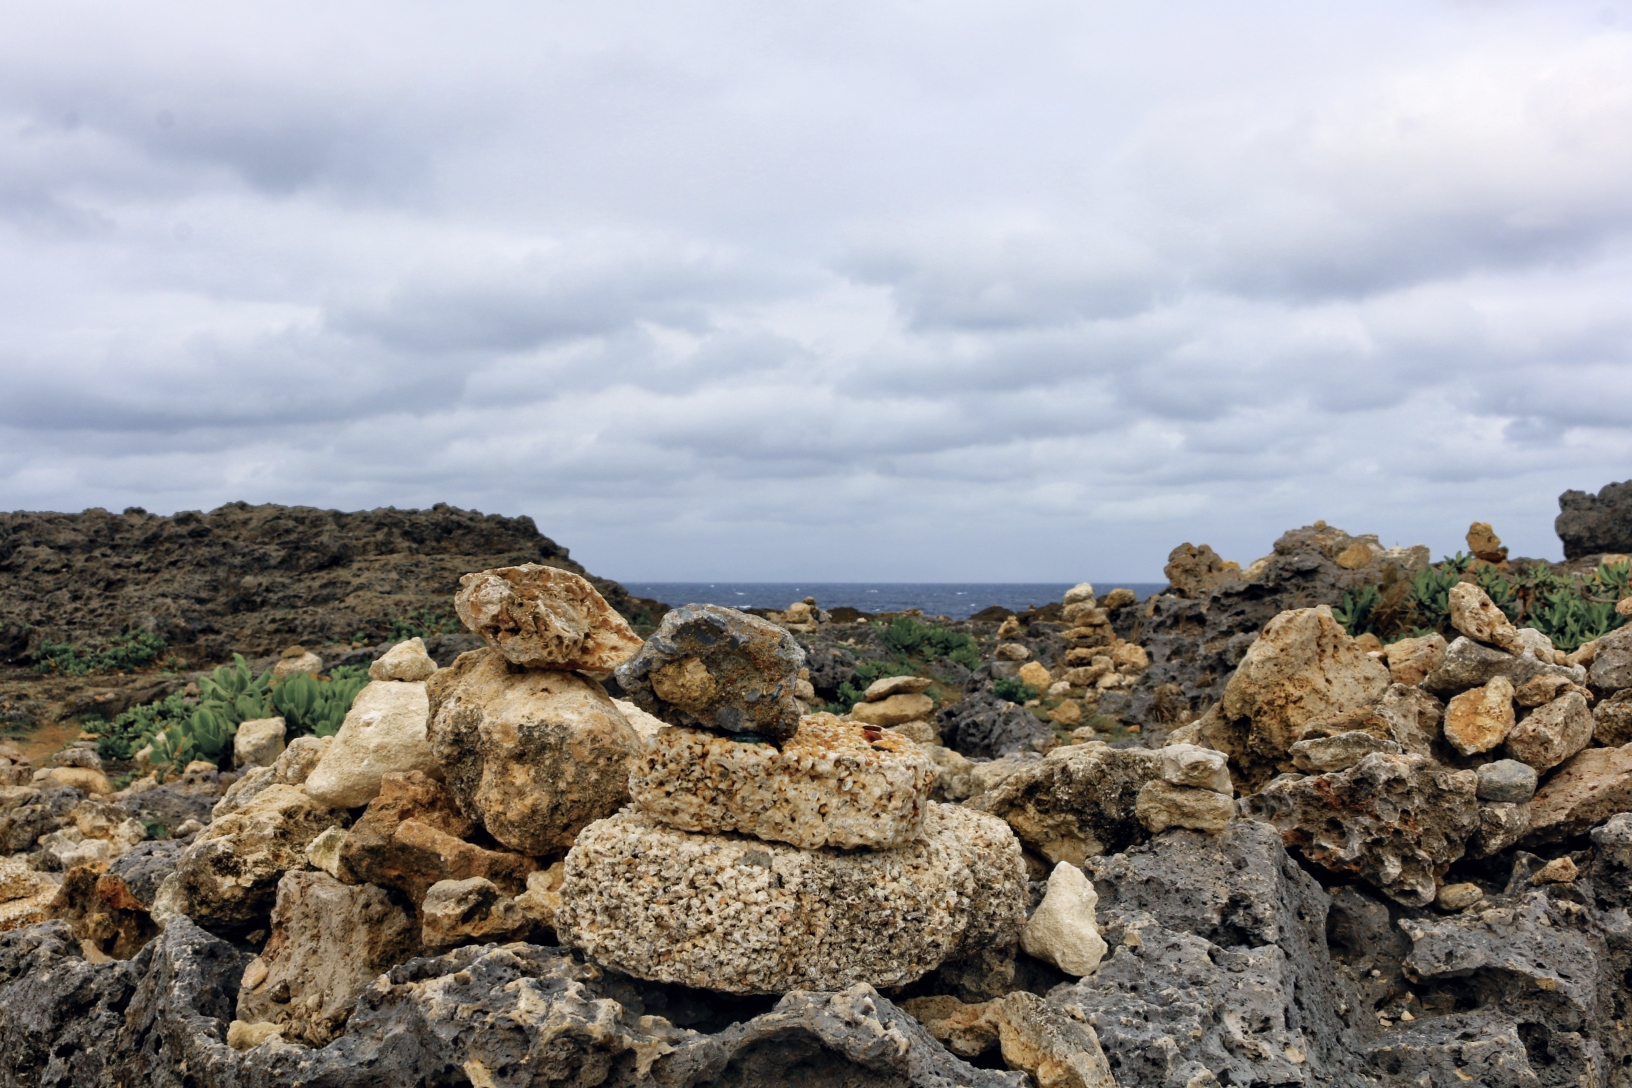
454;563;644;672
972;742;1159;866
936;691;1057;759
426;647;640;854
615;604;806;744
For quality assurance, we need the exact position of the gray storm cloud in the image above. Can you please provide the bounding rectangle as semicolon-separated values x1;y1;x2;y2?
1;0;1630;580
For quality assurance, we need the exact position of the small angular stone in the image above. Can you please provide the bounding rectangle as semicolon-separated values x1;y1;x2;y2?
1512;673;1579;708
995;991;1117;1088
1383;633;1447;686
1442;676;1515;756
454;564;643;672
369;637;438;682
1504;691;1593;772
304;680;437;809
1588;625;1632;691
1532;855;1579;884
232;718;286;770
421;877;537;949
1135;780;1235;834
555;803;1026;994
615;604;806;743
1435;882;1483;910
1466;802;1529;858
864;675;932;701
1157;744;1232;794
1593;689;1632;746
1020;861;1107;976
1448;582;1520;650
1289;731;1402;772
1017;661;1053;689
628;716;935;850
850;693;935;726
1475;759;1537;803
428;648;640;854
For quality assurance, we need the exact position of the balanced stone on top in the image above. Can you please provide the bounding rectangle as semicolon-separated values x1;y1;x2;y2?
615;603;806;744
629;713;936;850
455;564;644;673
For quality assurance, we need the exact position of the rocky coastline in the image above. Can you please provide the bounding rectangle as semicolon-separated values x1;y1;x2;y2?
4;488;1632;1086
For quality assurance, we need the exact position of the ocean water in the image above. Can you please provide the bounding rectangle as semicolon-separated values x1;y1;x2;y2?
621;582;1169;620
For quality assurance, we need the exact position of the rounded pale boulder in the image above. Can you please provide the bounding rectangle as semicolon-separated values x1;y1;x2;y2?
304;681;437;809
1020;861;1107;976
369;637;438;682
427;648;641;854
850;693;935;727
455;564;643;673
234;718;287;770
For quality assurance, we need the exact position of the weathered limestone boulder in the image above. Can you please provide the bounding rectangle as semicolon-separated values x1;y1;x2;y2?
554;803;1026;994
628;716;934;849
336;771;536;902
232;718;286;769
420;876;537;949
235;870;419;1047
1447;582;1520;651
1020;861;1107;976
1504;690;1594;771
303;680;436;809
0;856;59;932
1441;675;1515;755
155;784;341;931
1017;660;1053;690
1245;752;1480;906
1475;758;1537;802
850;692;935;726
1384;633;1447;686
453;563;643;672
864;674;932;700
427;647;640;854
972;742;1160;866
1594;688;1632;745
1135;780;1235;834
1512;671;1582;707
1220;605;1390;770
1156;743;1232;793
1588;624;1632;691
368;636;438;681
614;603;806;743
1422;635;1585;696
213;735;330;820
272;648;322;682
1522;743;1632;846
1289;731;1402;772
992;992;1117;1088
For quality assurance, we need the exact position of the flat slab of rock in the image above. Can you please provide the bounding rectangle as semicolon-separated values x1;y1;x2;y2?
1135;780;1235;833
1522;743;1632;847
1244;752;1479;907
304;680;436;809
629;715;935;849
614;603;806;744
849;692;935;726
864;675;932;701
454;563;643;672
427;647;640;854
555;802;1027;994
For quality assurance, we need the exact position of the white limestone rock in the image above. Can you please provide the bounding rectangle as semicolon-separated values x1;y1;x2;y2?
369;637;438;682
1020;861;1107;977
304;681;437;810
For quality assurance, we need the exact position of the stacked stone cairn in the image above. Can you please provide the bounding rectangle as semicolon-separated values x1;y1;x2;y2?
553;602;1031;997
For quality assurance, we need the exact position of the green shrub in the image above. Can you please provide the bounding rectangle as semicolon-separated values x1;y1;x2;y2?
992;677;1038;704
30;630;168;676
879;617;980;666
272;667;368;738
94;691;191;761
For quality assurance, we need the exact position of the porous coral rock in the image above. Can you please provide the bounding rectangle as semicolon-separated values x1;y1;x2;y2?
1244;752;1480;907
1466;801;1530;859
1504;690;1594;772
454;563;643;672
1020;861;1107;976
1521;743;1632;847
420;876;537;949
427;647;640;854
1441;675;1515;756
303;680;437;809
614;603;805;743
628;716;935;850
235;870;419;1047
938;691;1057;759
972;742;1159;866
554;803;1026;995
1383;632;1447;686
1447;582;1521;650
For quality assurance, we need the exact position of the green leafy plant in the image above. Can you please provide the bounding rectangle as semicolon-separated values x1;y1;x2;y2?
272;667;369;738
30;630;168;676
1332;585;1382;637
389;609;461;642
992;677;1038;704
879;617;980;666
93;691;192;761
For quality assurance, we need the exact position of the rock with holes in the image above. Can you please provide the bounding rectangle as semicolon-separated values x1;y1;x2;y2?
554;802;1026;994
614;604;806;744
426;647;641;854
972;742;1160;866
1422;635;1585;697
1504;690;1594;772
1521;743;1632;847
1383;633;1447;686
454;563;643;672
1447;582;1521;651
1441;676;1515;756
628;715;935;849
420;877;539;949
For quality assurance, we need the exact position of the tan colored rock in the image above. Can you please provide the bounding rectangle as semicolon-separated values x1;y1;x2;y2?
1064;660;1112;687
887;720;940;744
996;642;1031;661
996;991;1117;1088
1020;861;1107;976
927;745;977;802
1442;676;1515;756
273;648;323;682
1135;780;1234;834
1448;582;1519;651
369;637;438;682
421;876;538;949
1384;633;1447;686
1289;731;1402;772
304;680;436;809
1017;661;1053;690
159;784;341;929
1532;855;1579;884
0;856;57;905
1164;542;1241;598
1522;744;1632;847
1102;588;1137;610
454;564;642;672
902;995;1003;1058
1567;639;1600;668
426;648;640;855
1505;691;1593;772
973;742;1160;866
1048;701;1083;726
236;870;419;1047
1062;583;1097;606
304;825;346;877
555;803;1026;995
849;693;935;726
1109;643;1148;673
513;862;564;931
226;1021;284;1050
1594;690;1632;746
863;675;932;701
39;767;112;794
1220;606;1391;766
336;771;536;903
1436;882;1484;911
233;718;286;770
629;717;934;850
1157;744;1232;794
1466;521;1508;564
1512;673;1580;708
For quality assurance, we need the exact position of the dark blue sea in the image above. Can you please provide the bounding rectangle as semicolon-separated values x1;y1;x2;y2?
621;582;1168;620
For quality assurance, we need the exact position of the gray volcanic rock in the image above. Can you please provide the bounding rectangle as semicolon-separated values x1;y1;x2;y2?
0;785;81;854
0;920;141;1086
616;604;806;744
102;839;187;911
1421;636;1585;697
0;503;643;665
1556;479;1632;560
937;691;1056;759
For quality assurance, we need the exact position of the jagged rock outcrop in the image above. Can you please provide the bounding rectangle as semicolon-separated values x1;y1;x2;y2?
1556;479;1632;560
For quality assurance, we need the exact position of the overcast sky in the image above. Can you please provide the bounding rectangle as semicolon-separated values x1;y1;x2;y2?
3;2;1631;581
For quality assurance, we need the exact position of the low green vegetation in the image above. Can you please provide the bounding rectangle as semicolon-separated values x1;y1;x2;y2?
821;616;983;714
30;630;169;676
389;608;461;642
88;654;370;781
992;677;1039;704
1336;556;1630;653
